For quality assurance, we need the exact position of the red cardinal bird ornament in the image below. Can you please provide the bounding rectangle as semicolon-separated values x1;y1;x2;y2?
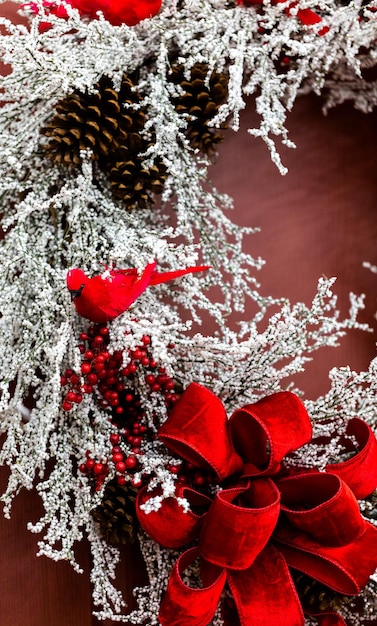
66;262;209;323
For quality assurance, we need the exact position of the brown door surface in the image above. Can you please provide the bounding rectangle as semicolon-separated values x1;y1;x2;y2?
0;3;376;623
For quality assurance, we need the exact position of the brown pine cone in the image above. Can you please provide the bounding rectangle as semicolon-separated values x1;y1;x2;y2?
109;152;167;210
293;571;351;613
92;479;139;545
41;74;143;166
169;62;229;154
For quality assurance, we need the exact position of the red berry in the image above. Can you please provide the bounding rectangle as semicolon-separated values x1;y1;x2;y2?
193;472;206;486
128;363;137;374
106;376;117;386
70;374;80;386
141;335;151;345
79;333;89;341
86;458;95;470
164;380;175;391
74;393;83;404
110;433;120;445
93;335;104;346
115;407;124;414
99;326;109;336
87;373;98;385
65;368;74;377
131;477;143;488
141;357;150;367
115;461;126;473
62;401;72;411
149;360;157;369
125;455;137;469
60;376;68;386
78;463;87;473
93;462;104;475
85;350;94;360
81;363;91;375
117;476;126;486
151;383;161;393
168;393;180;404
112;452;124;464
78;344;85;354
83;384;94;394
145;374;155;385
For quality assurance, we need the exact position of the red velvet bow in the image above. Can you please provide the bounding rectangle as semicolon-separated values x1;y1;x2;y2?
136;383;377;626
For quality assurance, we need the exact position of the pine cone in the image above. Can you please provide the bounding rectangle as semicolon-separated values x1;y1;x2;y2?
169;62;229;154
92;480;139;545
41;74;143;167
109;151;166;210
293;572;351;613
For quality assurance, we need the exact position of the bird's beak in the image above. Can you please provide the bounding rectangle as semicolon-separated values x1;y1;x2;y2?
69;283;85;301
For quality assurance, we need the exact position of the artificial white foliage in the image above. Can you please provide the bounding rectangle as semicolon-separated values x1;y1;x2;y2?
0;0;376;622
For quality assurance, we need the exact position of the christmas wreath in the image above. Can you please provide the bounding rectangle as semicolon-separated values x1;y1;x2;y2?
0;0;376;624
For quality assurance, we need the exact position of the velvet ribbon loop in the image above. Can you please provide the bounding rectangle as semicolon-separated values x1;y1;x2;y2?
158;382;243;481
136;383;377;626
158;548;226;626
136;486;211;549
274;520;377;594
278;473;365;546
325;417;377;499
229;390;313;476
199;479;280;569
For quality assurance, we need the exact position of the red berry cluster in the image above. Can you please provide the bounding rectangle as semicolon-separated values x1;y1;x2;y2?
168;459;217;491
78;435;144;492
62;323;181;490
79;451;110;491
62;325;179;415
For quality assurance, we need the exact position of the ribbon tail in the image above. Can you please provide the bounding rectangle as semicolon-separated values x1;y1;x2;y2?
159;548;226;626
227;544;305;626
325;417;377;499
275;520;377;594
